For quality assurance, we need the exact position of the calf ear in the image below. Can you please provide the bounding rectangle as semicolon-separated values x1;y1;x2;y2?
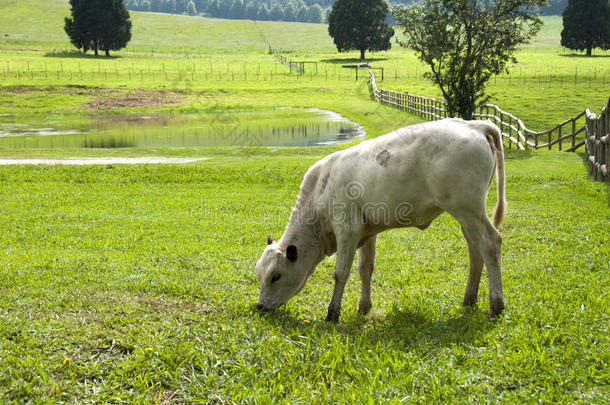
267;235;274;245
286;245;298;262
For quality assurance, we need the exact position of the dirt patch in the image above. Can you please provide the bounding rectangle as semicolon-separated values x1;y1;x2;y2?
0;157;209;165
87;88;187;111
1;86;39;95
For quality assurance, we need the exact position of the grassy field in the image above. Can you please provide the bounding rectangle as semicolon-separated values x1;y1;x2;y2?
0;150;609;402
1;0;609;132
1;0;610;402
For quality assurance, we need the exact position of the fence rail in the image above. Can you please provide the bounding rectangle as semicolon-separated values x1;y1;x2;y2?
369;69;609;183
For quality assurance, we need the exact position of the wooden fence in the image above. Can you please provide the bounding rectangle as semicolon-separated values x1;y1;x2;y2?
369;69;609;182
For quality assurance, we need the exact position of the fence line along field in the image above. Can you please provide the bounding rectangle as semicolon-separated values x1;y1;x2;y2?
1;0;609;402
370;69;610;182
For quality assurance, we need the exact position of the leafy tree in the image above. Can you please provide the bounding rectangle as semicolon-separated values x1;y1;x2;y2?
284;3;296;21
328;0;394;60
561;0;610;56
296;4;308;21
306;3;322;22
64;0;132;56
194;0;208;12
323;7;331;23
269;3;285;20
186;0;197;15
244;1;258;19
257;3;270;20
393;0;545;119
229;0;245;19
206;0;220;16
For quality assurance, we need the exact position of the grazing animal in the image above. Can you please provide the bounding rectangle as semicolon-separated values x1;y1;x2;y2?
256;118;506;321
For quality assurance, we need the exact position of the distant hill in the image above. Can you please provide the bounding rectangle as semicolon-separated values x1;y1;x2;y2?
0;0;334;53
125;0;330;23
124;0;568;24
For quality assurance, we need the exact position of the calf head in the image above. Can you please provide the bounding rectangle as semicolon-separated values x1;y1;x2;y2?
255;235;312;310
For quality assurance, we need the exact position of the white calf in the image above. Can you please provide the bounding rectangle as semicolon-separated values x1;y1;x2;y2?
256;118;506;321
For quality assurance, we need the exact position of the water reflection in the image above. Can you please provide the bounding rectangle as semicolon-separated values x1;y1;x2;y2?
0;108;366;149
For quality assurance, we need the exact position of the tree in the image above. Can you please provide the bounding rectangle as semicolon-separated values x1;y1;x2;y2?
257;3;270;20
306;4;323;22
561;0;610;56
65;0;132;56
284;3;296;21
186;0;197;15
393;0;545;120
269;3;285;20
328;0;394;60
244;1;258;19
229;0;245;19
206;0;220;16
296;5;308;21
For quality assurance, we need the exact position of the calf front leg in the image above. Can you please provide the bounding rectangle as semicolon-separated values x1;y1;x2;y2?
358;235;377;315
326;235;358;322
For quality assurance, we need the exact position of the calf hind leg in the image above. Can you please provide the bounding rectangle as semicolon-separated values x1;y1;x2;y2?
358;235;377;315
461;226;484;307
459;216;504;317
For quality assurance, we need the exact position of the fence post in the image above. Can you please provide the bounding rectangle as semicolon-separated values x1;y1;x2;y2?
548;129;552;150
572;118;576;150
508;115;513;149
558;125;563;151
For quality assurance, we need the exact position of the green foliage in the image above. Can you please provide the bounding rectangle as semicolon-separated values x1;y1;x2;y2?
393;0;546;120
328;0;394;60
561;0;610;56
64;0;132;56
125;0;330;23
186;0;197;15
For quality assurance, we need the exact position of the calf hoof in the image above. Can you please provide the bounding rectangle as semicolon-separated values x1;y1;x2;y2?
462;296;478;307
488;298;505;317
326;308;341;322
358;302;372;315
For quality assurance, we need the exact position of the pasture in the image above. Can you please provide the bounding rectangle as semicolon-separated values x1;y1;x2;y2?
0;0;609;402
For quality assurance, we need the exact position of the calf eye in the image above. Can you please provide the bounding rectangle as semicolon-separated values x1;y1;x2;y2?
271;274;282;284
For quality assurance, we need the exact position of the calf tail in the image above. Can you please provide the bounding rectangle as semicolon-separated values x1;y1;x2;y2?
486;122;506;228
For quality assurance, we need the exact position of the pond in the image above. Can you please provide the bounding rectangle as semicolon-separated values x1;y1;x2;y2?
0;108;366;149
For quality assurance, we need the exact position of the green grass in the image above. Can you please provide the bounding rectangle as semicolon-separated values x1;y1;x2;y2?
1;1;610;402
0;150;609;402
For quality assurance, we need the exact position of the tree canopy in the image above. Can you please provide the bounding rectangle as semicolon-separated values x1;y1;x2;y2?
328;0;394;60
65;0;132;56
393;0;545;120
561;0;610;56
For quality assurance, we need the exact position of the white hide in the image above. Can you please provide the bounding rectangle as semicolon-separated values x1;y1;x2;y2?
256;118;506;320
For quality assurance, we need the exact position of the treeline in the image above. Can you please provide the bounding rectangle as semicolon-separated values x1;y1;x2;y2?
124;0;569;24
390;0;569;15
124;0;329;23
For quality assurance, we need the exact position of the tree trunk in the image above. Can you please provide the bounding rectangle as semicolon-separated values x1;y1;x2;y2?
360;48;365;60
105;49;110;57
94;40;98;56
586;46;592;56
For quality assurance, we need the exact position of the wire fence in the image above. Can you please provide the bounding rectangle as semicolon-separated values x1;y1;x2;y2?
369;69;609;183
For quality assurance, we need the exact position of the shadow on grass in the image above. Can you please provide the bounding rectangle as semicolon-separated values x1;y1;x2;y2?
559;53;610;58
577;151;610;207
45;51;121;59
256;303;497;350
504;148;535;160
321;57;389;64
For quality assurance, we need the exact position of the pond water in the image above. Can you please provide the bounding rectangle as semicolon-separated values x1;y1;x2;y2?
0;108;365;149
